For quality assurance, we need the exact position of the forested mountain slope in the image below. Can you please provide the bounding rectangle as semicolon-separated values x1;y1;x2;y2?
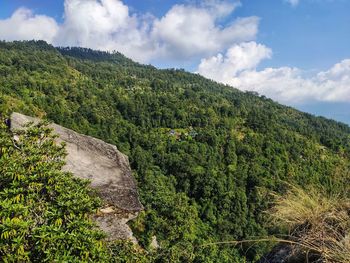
0;40;349;262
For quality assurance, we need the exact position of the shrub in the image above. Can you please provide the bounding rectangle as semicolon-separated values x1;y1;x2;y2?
270;186;350;263
0;120;109;262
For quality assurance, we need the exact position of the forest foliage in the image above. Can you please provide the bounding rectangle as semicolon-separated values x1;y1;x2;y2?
0;40;349;262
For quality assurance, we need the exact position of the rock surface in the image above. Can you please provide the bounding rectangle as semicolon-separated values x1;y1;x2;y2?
257;243;317;263
257;244;295;263
10;112;143;241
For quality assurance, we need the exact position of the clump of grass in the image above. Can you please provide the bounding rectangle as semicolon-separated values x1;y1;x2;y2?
270;186;350;263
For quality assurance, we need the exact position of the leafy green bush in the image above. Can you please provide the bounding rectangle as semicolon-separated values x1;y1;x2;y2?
0;120;109;262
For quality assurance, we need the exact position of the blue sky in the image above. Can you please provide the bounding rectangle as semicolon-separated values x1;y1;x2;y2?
0;0;349;125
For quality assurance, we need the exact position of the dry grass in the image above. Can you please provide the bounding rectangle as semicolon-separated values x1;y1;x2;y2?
270;186;350;263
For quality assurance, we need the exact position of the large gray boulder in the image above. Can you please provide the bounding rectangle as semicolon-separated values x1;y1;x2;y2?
10;112;143;241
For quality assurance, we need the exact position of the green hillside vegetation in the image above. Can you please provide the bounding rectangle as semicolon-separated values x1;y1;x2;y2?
0;40;349;262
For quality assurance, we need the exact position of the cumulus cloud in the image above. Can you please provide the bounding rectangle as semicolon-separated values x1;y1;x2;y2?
152;5;258;60
315;59;350;101
0;8;59;43
55;0;156;62
197;42;272;83
57;0;131;46
197;42;350;103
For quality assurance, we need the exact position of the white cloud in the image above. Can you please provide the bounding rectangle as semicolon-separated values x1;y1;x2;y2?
314;59;350;101
197;42;350;103
152;4;258;60
0;8;59;43
58;0;131;44
197;42;272;82
285;0;300;6
55;0;156;62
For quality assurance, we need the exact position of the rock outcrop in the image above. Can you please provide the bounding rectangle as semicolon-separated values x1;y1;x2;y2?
10;112;143;241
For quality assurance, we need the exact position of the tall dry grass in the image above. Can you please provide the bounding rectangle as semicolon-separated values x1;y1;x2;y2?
270;186;350;263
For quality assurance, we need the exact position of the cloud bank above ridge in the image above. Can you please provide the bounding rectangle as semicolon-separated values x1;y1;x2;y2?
197;42;350;103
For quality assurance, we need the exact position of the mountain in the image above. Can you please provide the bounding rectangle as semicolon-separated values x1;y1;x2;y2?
0;40;349;262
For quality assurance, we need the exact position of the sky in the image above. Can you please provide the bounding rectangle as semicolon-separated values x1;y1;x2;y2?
0;0;349;125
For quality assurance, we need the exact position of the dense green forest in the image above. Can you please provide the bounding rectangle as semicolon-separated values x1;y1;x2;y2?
0;40;349;262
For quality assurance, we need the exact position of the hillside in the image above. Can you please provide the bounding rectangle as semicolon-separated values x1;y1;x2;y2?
0;40;350;262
